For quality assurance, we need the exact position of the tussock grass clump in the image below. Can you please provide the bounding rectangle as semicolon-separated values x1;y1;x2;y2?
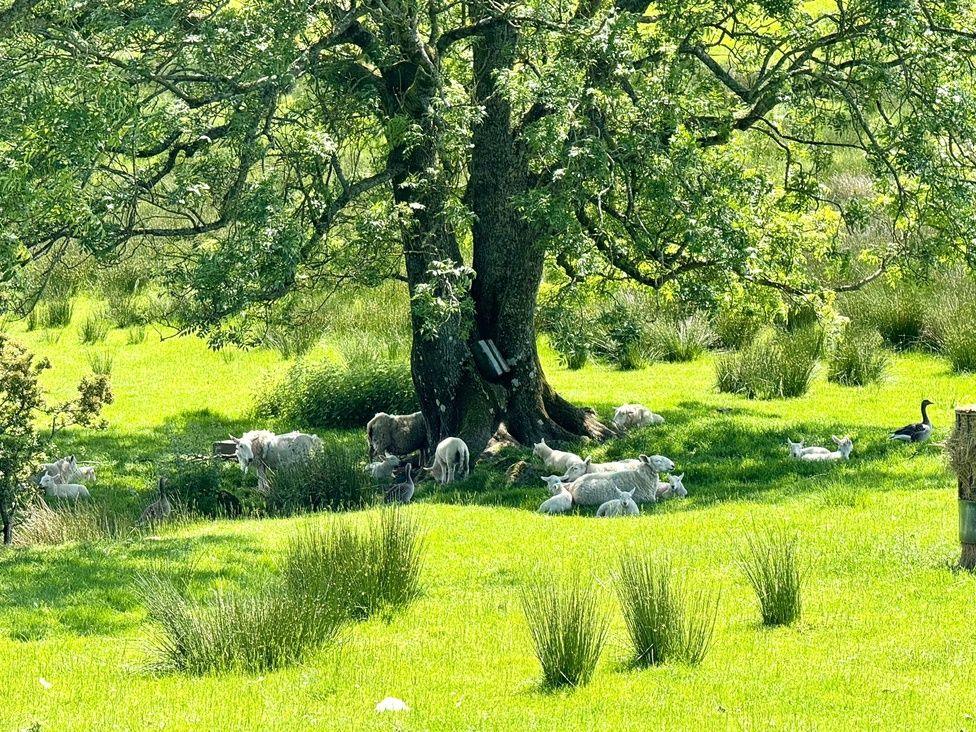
615;556;718;666
38;298;74;329
126;325;147;345
926;279;976;372
78;311;110;344
15;501;138;546
716;325;822;399
827;327;888;386
86;349;114;375
844;284;925;350
265;435;373;514
740;527;803;626
593;294;650;370
256;359;417;429
646;314;716;362
138;575;342;675
522;578;608;688
281;510;423;620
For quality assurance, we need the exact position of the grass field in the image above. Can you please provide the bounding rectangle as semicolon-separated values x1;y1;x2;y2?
1;313;974;730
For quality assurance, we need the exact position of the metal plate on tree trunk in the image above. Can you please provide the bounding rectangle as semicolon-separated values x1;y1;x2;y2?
472;339;511;381
959;500;976;544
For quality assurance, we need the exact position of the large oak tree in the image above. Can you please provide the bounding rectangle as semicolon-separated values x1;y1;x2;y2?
2;0;976;452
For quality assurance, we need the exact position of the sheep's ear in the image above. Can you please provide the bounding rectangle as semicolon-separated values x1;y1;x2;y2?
676;473;684;480
638;454;649;463
831;435;841;444
583;457;591;466
229;434;240;444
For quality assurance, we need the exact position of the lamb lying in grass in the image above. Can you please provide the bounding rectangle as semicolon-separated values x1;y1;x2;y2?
38;456;96;485
365;454;400;481
786;438;830;459
538;486;573;514
612;404;664;431
533;439;585;476
541;475;566;495
40;473;90;500
596;488;639;517
559;456;666;482
800;436;853;461
656;473;687;499
567;454;673;506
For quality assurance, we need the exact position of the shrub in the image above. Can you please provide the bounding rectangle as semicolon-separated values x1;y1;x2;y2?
646;314;716;362
844;283;925;350
265;435;374;515
593;295;649;370
86;349;114;376
281;510;423;620
926;276;976;372
827;327;888;385
522;578;608;688
615;555;718;666
547;319;590;370
78;312;110;344
716;325;823;399
106;295;149;328
138;574;343;675
165;458;249;518
740;527;803;626
38;298;74;329
256;359;418;429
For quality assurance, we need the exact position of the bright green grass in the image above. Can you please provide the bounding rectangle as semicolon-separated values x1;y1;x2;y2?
1;314;974;729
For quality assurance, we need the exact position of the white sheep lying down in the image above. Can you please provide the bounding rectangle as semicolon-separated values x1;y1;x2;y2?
596;488;639;517
40;473;90;500
568;454;675;506
532;439;586;475
231;430;323;492
612;404;664;431
38;456;96;485
365;454;400;481
800;436;853;462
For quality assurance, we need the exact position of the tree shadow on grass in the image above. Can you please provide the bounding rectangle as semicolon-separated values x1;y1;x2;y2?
418;399;946;512
0;531;267;641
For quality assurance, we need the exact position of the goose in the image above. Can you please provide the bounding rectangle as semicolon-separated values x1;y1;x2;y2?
140;477;172;524
384;464;415;504
890;399;934;443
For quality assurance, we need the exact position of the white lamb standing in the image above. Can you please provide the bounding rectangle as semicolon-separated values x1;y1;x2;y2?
612;404;665;431
786;438;830;459
800;436;853;462
538;487;573;515
568;454;674;506
365;454;400;481
532;439;586;475
231;430;323;492
656;473;687;499
40;473;90;500
596;488;639;517
428;437;470;485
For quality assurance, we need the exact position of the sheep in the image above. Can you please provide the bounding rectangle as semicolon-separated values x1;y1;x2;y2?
428;437;470;485
230;430;323;492
786;438;830;459
596;488;640;517
541;475;566;495
36;455;92;485
140;477;173;524
567;454;673;506
800;436;853;462
365;453;400;481
39;473;90;500
538;487;573;515
366;411;427;460
656;473;687;499
612;404;665;431
559;456;661;481
68;464;97;484
532;439;586;475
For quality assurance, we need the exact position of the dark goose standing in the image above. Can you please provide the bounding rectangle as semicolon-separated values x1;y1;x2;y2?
890;399;934;443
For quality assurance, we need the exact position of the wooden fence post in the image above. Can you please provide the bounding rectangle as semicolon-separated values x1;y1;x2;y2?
952;406;976;569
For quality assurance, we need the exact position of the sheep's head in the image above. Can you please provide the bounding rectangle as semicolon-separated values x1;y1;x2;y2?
832;435;854;457
532;439;548;458
561;457;591;482
786;439;804;458
39;474;57;489
230;435;254;473
79;465;96;483
639;454;675;472
669;473;687;497
541;475;564;495
616;488;638;511
611;410;629;429
383;453;399;467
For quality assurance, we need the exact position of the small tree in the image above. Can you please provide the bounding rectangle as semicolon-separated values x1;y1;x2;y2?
0;334;113;545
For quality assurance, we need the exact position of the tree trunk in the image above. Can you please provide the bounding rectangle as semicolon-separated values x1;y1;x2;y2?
465;16;612;448
1;505;12;546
